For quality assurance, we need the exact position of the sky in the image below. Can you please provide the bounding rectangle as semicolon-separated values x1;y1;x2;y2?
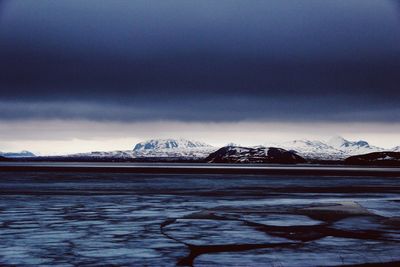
0;0;399;154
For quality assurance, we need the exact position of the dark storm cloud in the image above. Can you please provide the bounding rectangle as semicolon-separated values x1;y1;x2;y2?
0;0;399;122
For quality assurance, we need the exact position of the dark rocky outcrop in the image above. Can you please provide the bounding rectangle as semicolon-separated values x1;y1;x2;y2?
345;151;400;166
205;145;306;164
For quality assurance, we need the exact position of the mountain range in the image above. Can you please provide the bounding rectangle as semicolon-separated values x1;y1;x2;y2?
67;138;217;160
63;136;397;161
276;136;388;160
132;139;216;158
0;151;35;158
1;136;398;163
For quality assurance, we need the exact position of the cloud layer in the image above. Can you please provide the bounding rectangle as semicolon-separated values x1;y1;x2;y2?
0;0;399;122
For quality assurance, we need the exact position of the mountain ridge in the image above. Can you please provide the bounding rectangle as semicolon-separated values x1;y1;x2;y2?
345;152;400;166
277;136;387;160
10;137;398;162
0;151;36;158
205;145;306;164
133;138;212;151
65;138;217;160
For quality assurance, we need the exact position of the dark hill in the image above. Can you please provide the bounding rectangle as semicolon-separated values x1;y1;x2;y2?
205;146;306;164
345;152;400;166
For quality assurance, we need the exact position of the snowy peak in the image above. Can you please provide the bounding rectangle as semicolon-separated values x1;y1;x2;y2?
327;136;348;148
286;139;333;150
279;136;388;160
65;139;216;160
131;138;216;159
133;138;212;151
327;136;370;149
278;139;342;160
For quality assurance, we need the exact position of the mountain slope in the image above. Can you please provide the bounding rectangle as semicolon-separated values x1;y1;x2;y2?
279;136;387;160
0;151;35;158
66;138;217;160
69;150;136;159
205;145;306;164
134;139;210;151
132;138;216;158
345;152;400;166
392;146;400;152
279;140;344;160
327;136;384;156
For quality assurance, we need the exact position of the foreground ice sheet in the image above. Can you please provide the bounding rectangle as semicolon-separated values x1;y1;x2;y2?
0;172;399;266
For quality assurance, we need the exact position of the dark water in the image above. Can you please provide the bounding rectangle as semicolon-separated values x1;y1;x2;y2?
0;171;399;266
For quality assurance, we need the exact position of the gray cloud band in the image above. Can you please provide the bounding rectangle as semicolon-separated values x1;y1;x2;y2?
0;0;399;122
0;99;399;122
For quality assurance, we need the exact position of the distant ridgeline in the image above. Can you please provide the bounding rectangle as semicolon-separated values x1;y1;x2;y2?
0;151;35;158
3;137;400;166
345;152;400;166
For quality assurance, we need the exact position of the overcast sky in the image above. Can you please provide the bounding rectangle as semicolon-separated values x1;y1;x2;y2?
0;0;399;154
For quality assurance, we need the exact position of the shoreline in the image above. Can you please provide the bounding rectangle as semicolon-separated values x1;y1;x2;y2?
1;162;400;177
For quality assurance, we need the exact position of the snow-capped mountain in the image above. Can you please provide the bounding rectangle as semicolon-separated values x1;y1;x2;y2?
66;139;217;159
327;136;383;155
133;139;210;151
278;136;386;160
41;136;399;162
70;150;136;159
132;138;216;158
279;140;344;160
205;145;306;164
0;150;35;158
